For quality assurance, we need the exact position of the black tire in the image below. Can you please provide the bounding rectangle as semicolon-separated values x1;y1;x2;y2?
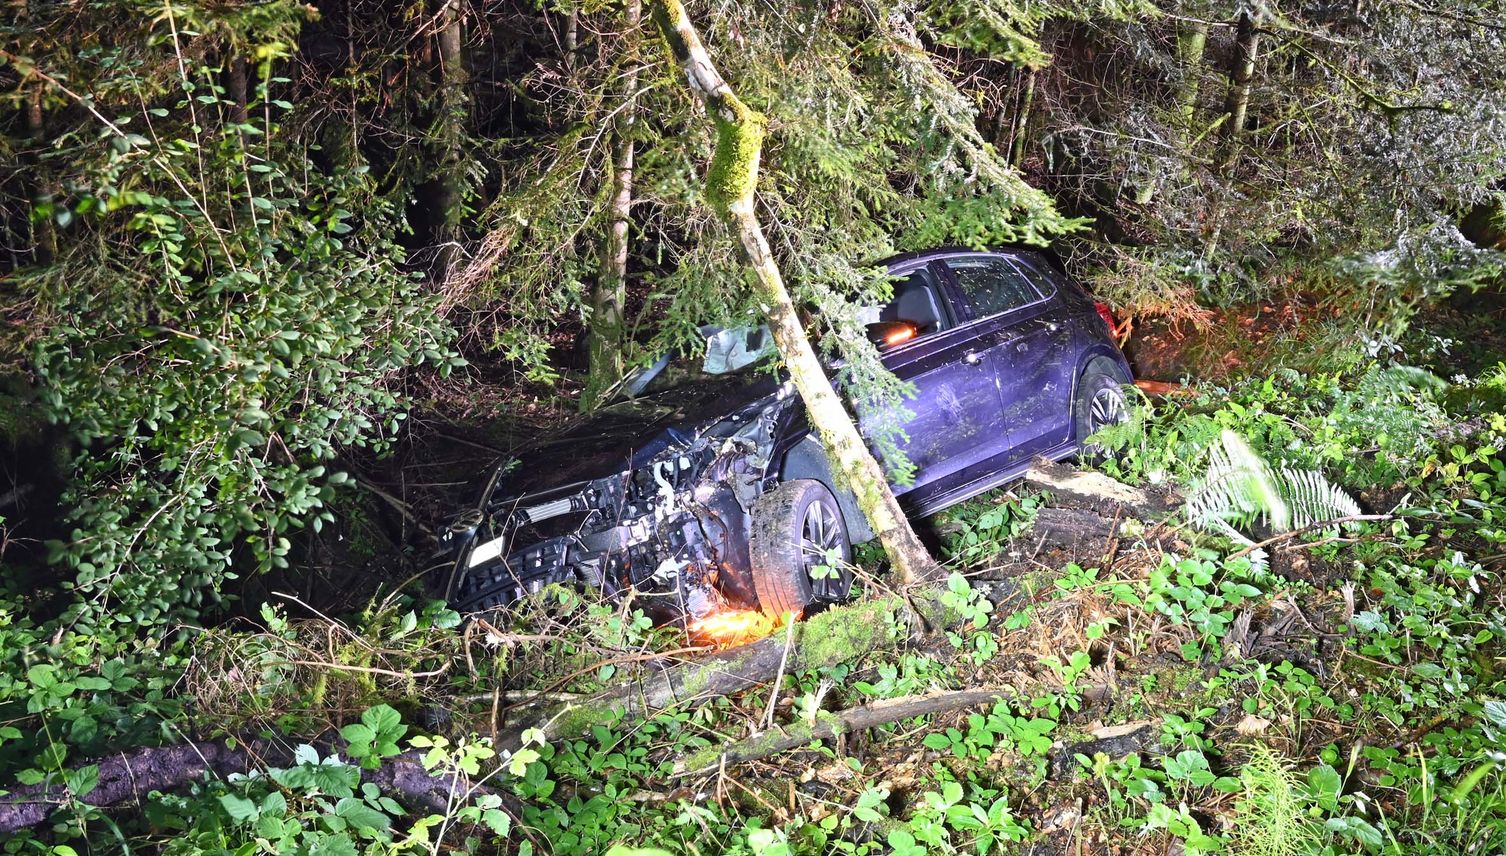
748;479;853;618
1073;358;1132;457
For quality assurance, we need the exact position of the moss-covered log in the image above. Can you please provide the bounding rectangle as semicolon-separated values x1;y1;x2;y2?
648;0;941;587
533;595;956;742
0;739;515;834
675;687;1019;774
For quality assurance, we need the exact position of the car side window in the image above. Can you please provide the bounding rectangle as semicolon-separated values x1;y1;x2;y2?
1009;256;1059;300
881;267;950;335
944;256;1043;319
856;266;951;348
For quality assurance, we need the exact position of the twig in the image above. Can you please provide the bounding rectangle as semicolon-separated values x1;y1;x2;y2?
1226;514;1391;560
283;660;451;679
762;615;797;731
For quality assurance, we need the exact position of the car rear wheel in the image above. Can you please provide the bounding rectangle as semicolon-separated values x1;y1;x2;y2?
748;479;853;618
1074;359;1131;457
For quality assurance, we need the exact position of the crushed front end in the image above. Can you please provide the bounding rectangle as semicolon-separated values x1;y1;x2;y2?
436;390;793;625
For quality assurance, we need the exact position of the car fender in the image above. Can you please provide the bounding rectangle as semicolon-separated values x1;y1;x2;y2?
777;435;877;544
1069;344;1133;401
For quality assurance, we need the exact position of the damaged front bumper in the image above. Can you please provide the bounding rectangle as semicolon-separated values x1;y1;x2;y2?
437;394;791;624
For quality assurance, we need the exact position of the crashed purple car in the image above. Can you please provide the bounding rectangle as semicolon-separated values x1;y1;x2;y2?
434;247;1133;625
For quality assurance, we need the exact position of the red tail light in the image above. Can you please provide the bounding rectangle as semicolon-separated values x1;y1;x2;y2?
1094;301;1118;332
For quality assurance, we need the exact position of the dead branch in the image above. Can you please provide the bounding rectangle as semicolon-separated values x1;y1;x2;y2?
675;687;1019;775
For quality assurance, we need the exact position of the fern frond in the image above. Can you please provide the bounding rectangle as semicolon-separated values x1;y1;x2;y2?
1186;430;1360;551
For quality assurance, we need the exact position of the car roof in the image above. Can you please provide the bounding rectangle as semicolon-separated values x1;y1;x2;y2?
880;244;1066;274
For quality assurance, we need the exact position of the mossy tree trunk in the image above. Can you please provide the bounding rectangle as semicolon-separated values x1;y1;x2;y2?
1009;68;1035;169
1173;19;1208;146
647;0;941;586
1218;10;1261;171
581;0;641;412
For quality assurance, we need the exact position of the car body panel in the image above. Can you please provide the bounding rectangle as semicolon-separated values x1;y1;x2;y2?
436;246;1133;623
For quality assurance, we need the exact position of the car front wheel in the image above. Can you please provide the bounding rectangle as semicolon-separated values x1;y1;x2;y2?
1074;359;1131;457
748;479;853;618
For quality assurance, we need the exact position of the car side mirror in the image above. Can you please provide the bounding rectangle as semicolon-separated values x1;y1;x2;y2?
867;320;919;348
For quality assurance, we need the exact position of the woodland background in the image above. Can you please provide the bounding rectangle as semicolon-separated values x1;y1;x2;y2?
1;0;1506;853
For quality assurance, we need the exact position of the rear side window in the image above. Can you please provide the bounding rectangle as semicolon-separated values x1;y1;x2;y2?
1009;256;1059;300
944;256;1043;319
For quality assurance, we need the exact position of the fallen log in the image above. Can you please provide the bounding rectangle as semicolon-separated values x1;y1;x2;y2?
0;737;516;835
533;593;957;743
1024;457;1180;518
673;687;1018;775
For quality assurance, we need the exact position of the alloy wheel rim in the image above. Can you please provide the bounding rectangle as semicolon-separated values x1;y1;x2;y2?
800;499;845;602
1089;385;1127;431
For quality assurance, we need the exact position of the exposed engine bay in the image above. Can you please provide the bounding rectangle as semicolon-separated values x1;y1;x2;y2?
437;387;797;625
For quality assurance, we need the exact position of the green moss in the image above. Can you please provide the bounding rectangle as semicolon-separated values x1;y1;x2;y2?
798;596;900;668
705;96;766;217
549;700;628;740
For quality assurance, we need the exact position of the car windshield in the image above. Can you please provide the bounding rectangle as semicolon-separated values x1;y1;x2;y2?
615;325;776;400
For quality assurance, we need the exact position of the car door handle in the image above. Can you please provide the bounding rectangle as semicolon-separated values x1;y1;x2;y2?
963;351;983;366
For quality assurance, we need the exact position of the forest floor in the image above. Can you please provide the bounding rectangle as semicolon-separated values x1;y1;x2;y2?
183;294;1506;855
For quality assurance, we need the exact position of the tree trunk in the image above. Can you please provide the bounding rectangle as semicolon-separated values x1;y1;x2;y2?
1173;19;1208;148
647;0;941;587
1009;68;1035;169
1218;11;1260;170
581;0;642;412
0;738;517;834
431;0;467;277
26;79;54;266
223;52;249;127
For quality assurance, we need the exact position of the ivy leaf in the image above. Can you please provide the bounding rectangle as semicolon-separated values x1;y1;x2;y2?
219;793;260;823
334;797;391;837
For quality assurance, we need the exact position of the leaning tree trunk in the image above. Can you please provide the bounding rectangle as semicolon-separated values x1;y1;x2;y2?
581;0;642;412
648;0;940;585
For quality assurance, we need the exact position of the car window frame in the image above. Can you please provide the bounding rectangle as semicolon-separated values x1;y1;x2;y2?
873;261;960;352
936;251;1053;324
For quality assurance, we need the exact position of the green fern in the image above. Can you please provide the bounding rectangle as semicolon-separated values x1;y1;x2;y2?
1186;430;1360;564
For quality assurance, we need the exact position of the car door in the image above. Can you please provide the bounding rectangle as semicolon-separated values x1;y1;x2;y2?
939;252;1077;462
857;263;1011;493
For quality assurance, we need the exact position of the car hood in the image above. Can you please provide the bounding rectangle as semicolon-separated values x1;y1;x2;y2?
491;372;784;499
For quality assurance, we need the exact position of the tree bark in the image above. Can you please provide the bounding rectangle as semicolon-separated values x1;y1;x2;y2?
581;0;642;411
223;52;249;127
1218;11;1261;170
431;0;467;277
1172;19;1208;147
1023;457;1181;518
647;0;941;587
0;738;515;834
1009;68;1035;169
